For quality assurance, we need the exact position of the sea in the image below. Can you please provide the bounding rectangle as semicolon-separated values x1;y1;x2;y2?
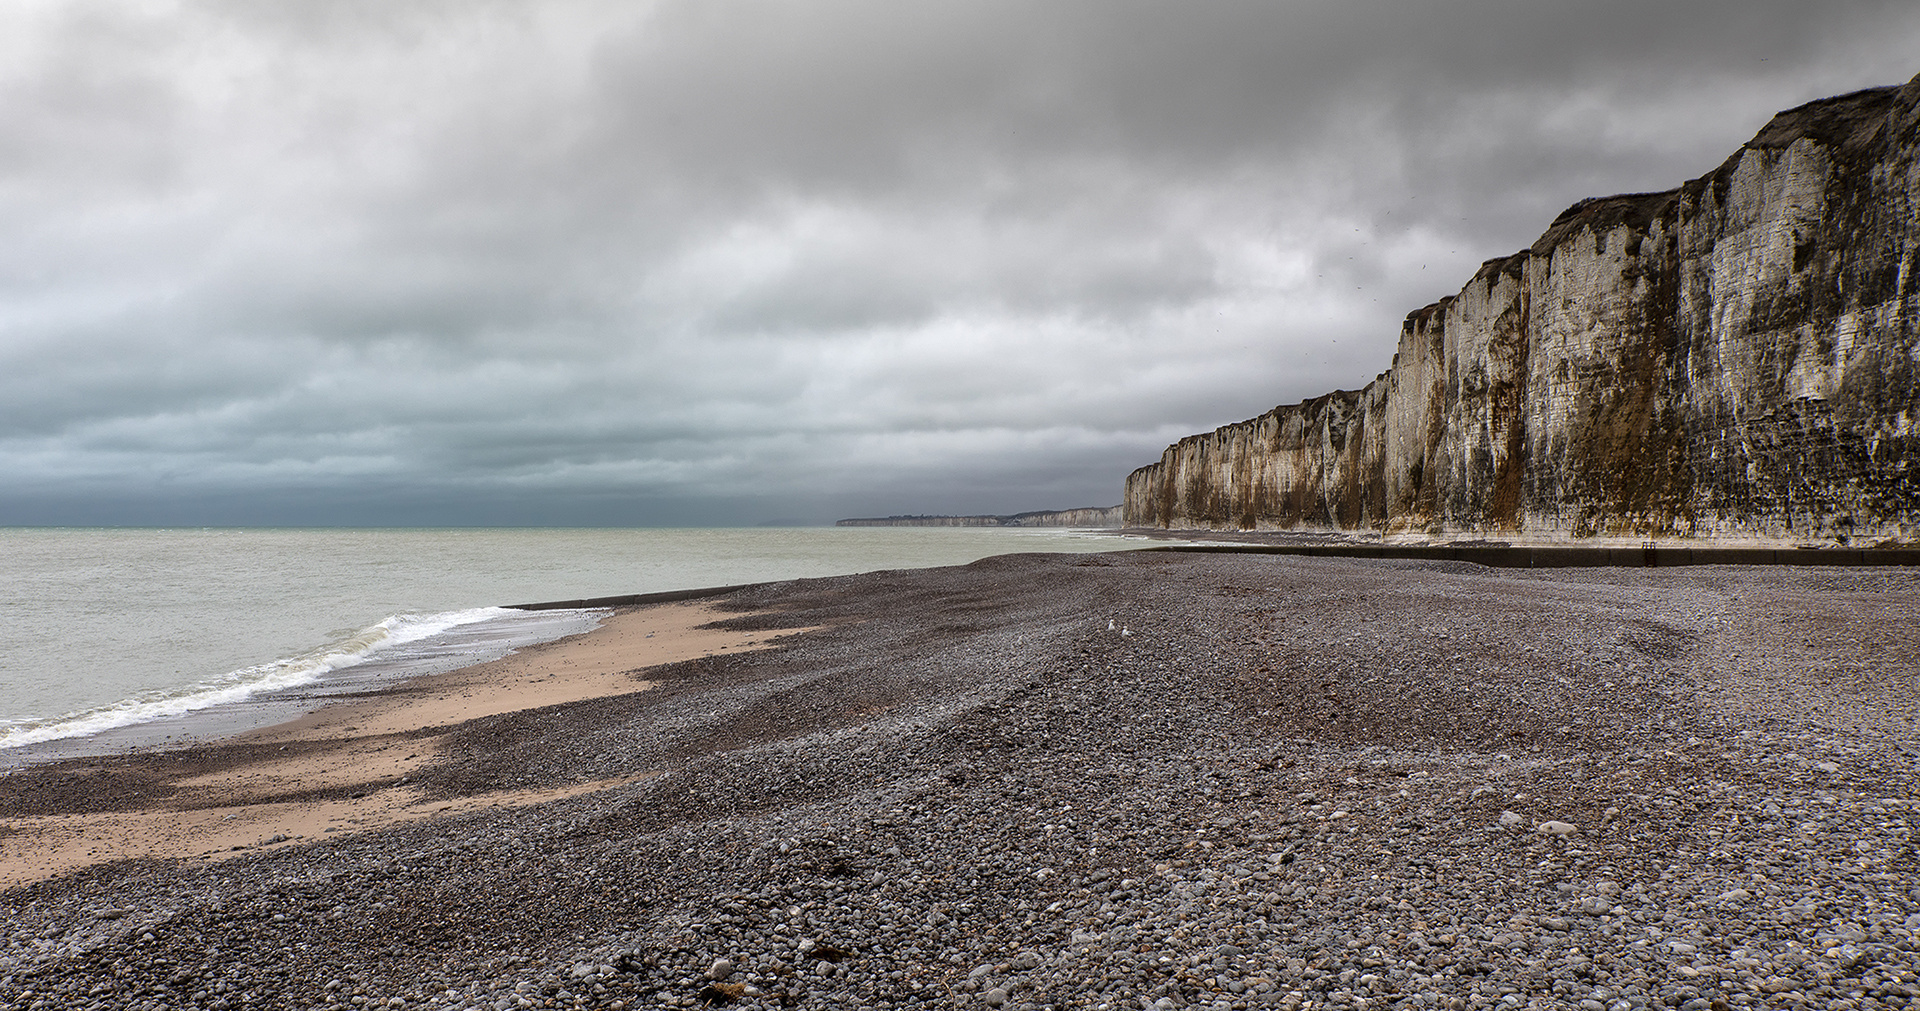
0;526;1155;759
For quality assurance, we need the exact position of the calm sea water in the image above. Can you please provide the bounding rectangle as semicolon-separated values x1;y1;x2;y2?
0;526;1145;751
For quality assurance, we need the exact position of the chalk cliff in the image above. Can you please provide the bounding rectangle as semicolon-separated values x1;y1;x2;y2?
1126;73;1920;544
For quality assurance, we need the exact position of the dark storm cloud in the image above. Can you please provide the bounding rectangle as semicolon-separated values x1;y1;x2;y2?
1;0;1916;525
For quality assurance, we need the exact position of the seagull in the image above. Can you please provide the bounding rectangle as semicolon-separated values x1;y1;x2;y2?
1121;625;1133;637
1107;619;1116;632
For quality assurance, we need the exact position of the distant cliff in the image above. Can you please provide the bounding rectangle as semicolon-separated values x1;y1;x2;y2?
837;506;1123;528
1126;73;1920;545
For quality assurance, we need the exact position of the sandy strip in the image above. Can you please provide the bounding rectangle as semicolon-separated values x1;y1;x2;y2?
0;601;812;888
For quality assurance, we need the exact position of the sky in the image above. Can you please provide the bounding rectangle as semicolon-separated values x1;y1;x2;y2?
2;1;1917;527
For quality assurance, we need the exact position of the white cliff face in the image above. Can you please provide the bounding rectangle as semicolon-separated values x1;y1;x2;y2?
1127;74;1920;545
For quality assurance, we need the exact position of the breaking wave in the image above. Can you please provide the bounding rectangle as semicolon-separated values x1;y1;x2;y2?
0;607;522;749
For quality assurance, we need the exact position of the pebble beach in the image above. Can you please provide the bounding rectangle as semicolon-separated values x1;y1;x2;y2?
3;549;1919;1010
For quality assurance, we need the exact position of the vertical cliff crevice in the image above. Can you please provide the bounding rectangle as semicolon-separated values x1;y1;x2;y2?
1125;73;1920;544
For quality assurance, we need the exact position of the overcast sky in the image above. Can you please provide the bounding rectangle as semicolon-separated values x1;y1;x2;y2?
2;1;1916;526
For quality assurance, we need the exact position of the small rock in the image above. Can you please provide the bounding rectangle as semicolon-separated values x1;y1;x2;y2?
696;982;746;1004
707;958;734;980
1536;820;1578;836
982;986;1009;1006
1835;944;1875;970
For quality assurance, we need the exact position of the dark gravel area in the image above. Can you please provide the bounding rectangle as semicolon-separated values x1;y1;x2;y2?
4;550;1919;1011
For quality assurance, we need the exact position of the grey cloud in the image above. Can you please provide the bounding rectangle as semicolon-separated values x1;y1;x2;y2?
1;1;1916;524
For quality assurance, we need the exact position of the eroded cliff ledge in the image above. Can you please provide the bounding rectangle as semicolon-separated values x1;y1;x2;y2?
1125;74;1920;544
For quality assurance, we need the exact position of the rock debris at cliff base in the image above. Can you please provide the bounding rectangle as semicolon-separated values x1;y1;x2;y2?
1127;72;1920;544
4;552;1920;1010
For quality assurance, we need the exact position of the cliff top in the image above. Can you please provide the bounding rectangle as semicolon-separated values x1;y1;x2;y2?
1530;190;1678;256
1395;74;1920;326
1526;74;1917;257
1745;82;1905;153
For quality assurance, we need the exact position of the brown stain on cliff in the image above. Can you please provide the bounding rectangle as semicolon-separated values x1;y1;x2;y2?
1558;206;1694;538
1486;270;1529;529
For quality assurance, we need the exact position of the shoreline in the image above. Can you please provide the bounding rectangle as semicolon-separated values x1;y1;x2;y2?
0;526;1156;772
0;533;1155;770
4;550;1919;1008
0;600;815;888
0;606;610;771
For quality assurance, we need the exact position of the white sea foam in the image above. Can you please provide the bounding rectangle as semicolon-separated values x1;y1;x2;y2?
0;606;517;749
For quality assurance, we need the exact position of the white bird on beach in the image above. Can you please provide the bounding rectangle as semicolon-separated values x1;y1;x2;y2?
1121;625;1132;637
1107;619;1116;632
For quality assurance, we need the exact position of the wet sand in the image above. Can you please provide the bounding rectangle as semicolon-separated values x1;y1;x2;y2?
0;601;814;888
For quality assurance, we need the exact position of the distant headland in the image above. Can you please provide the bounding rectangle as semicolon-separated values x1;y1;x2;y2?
836;506;1122;528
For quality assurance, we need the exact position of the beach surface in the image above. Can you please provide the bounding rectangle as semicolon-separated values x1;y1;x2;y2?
3;550;1919;1010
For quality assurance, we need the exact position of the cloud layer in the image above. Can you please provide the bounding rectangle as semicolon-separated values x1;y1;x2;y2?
4;0;1917;524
